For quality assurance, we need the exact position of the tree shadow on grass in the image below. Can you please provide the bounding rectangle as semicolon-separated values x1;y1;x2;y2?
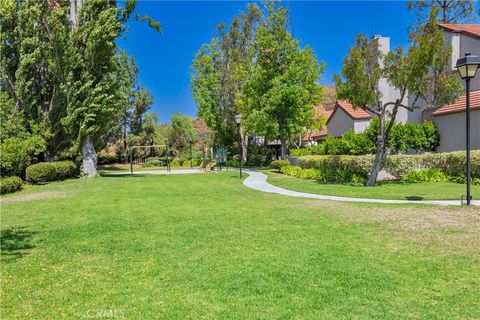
97;165;126;171
99;173;151;178
405;196;425;201
1;227;38;263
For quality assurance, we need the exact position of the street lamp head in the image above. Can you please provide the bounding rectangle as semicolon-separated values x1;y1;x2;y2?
234;114;242;124
456;52;480;80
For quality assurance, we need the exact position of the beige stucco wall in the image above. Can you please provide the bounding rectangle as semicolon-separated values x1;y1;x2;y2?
442;31;480;91
353;119;371;133
433;110;480;152
327;107;372;137
327;108;354;137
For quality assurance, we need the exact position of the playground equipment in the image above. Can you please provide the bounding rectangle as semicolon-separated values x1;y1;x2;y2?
128;145;169;174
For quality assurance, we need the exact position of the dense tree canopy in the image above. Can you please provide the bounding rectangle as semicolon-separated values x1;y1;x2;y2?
0;0;159;177
168;113;196;156
191;1;323;160
191;3;262;158
240;2;324;159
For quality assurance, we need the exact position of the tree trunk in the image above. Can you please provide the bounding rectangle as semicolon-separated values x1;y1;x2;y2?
69;0;84;26
242;135;248;163
81;135;97;178
280;138;287;160
123;125;128;164
366;117;386;186
239;125;247;162
366;141;385;186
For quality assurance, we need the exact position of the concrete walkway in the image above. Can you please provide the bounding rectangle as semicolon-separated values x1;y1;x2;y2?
243;170;480;206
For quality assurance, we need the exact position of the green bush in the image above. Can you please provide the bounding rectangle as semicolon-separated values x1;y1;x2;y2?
0;176;22;194
271;160;290;171
385;151;480;180
403;168;448;183
383;155;424;179
0;135;46;177
26;161;77;184
170;160;181;167
143;157;161;167
280;165;303;177
299;155;374;180
229;160;239;167
290;148;312;156
247;155;267;166
157;157;171;166
281;165;366;184
321;131;376;156
296;151;480;183
191;159;202;166
97;154;119;165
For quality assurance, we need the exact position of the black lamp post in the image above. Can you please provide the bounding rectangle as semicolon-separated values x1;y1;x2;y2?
235;114;243;178
188;137;193;169
456;52;480;205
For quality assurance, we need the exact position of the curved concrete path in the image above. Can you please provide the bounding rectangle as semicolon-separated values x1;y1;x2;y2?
243;170;480;206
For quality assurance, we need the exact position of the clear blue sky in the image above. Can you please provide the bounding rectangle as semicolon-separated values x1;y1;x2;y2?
117;1;418;124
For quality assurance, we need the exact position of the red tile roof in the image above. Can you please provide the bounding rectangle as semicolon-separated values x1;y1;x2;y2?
432;90;480;116
326;100;372;125
302;127;328;141
438;24;480;39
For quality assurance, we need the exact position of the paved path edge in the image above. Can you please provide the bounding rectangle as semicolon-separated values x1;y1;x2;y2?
243;170;480;207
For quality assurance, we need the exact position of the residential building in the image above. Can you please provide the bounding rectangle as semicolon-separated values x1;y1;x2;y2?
432;90;480;152
439;24;480;92
326;101;372;137
430;24;480;152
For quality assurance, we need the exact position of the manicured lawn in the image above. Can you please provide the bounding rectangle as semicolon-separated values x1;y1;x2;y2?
265;170;480;201
1;172;479;319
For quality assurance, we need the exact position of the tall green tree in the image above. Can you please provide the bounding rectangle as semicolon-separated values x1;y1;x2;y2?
191;3;262;158
168;113;195;156
335;9;461;186
0;0;71;162
1;0;160;177
407;0;477;24
63;0;159;177
240;1;324;159
117;50;154;157
63;0;125;177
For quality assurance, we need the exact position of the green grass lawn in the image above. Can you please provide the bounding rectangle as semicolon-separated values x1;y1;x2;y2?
98;163;198;172
1;172;479;319
264;170;480;201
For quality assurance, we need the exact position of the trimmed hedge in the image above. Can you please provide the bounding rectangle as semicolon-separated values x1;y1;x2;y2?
292;151;480;184
271;160;290;171
299;155;374;180
0;176;22;194
26;161;77;184
384;151;480;179
281;165;367;184
289;148;311;157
